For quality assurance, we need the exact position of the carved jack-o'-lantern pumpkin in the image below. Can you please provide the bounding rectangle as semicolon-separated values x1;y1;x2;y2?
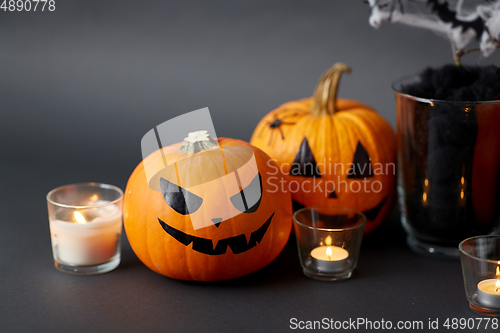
250;63;396;234
124;132;292;281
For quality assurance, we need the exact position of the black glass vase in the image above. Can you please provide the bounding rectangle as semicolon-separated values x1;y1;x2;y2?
394;75;500;258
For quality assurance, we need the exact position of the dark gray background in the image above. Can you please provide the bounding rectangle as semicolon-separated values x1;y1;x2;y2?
1;1;499;332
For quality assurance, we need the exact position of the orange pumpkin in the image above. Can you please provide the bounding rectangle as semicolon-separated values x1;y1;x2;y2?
250;63;396;234
124;134;292;281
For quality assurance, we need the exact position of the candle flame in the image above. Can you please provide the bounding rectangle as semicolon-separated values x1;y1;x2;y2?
74;211;86;224
326;247;332;256
497;266;500;292
325;236;332;246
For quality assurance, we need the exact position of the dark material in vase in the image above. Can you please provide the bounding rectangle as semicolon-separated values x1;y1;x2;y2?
395;74;500;257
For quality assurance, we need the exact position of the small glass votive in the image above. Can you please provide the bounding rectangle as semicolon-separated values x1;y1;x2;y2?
293;206;366;281
459;235;500;317
47;183;123;275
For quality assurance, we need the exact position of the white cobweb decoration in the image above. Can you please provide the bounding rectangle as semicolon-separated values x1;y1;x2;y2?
368;0;500;57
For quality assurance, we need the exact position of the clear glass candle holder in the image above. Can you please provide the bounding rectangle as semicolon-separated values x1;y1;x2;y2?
47;183;123;275
293;206;366;281
459;236;500;317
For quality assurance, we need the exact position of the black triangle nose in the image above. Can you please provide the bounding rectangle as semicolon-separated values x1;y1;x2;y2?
212;218;223;227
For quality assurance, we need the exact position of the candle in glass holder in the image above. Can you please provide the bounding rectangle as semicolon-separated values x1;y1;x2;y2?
293;206;365;281
310;236;349;273
477;267;500;309
310;245;349;273
47;183;123;274
50;205;122;266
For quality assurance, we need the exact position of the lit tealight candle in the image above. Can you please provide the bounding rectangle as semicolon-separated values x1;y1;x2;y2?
477;266;500;309
50;204;122;266
310;236;349;273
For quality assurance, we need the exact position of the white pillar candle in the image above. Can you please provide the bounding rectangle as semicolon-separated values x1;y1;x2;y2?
310;245;349;273
50;204;122;266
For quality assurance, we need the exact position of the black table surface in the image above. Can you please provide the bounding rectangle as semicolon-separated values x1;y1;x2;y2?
1;159;495;333
2;1;500;332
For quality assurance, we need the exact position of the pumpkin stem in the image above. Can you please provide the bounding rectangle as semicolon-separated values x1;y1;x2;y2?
311;63;352;115
178;130;218;153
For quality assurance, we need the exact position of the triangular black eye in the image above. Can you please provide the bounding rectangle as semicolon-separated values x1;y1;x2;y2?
160;178;203;215
230;173;262;214
347;141;373;179
329;189;338;198
290;137;322;177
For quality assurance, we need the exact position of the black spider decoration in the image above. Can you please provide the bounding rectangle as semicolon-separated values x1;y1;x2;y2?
265;112;297;145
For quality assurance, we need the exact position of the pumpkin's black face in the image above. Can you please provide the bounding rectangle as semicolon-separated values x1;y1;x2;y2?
290;137;376;180
158;212;274;255
288;136;394;233
159;173;263;219
157;172;275;255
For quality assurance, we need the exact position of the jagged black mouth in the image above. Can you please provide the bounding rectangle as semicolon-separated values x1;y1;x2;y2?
158;212;274;255
362;198;386;221
292;198;387;221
